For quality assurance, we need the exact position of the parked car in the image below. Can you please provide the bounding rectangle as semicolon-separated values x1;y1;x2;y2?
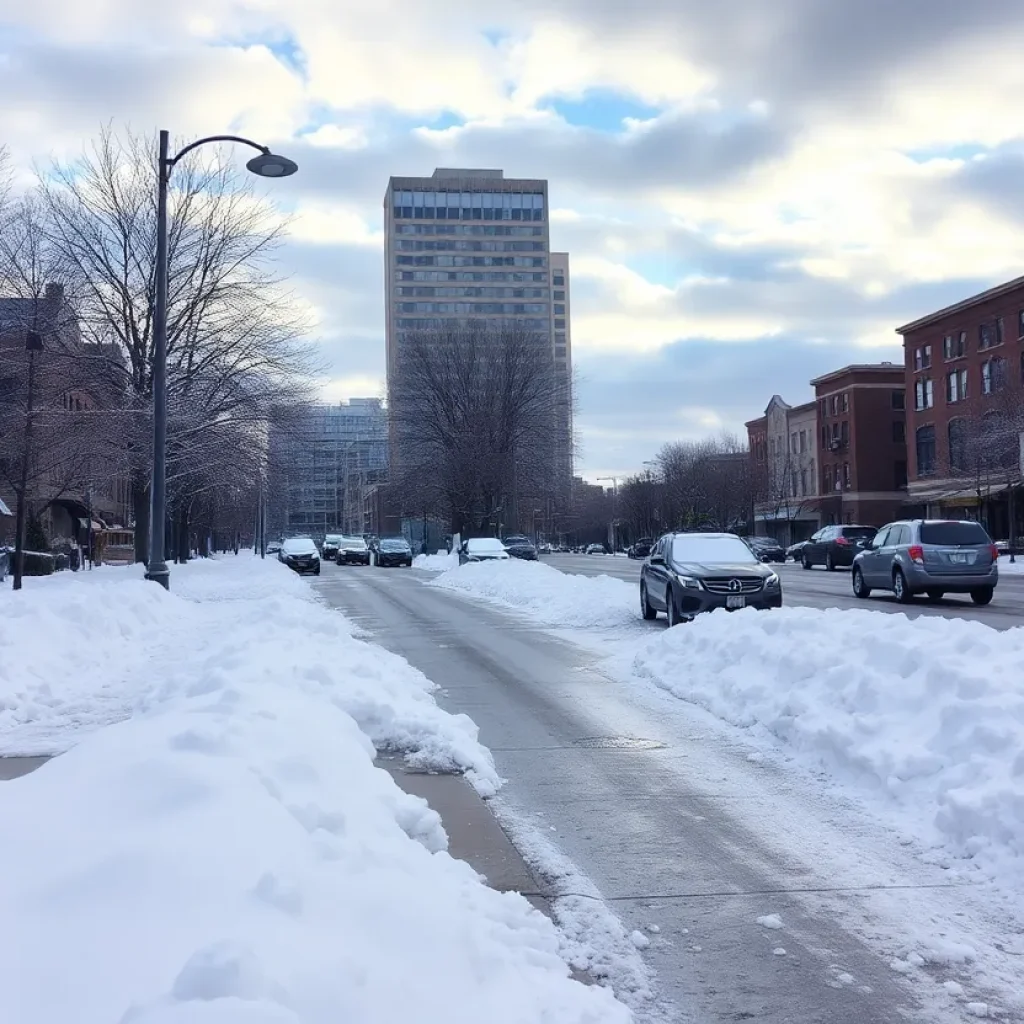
502;534;538;560
278;537;321;575
852;519;999;605
786;540;808;561
459;538;510;564
322;534;342;559
0;545;8;582
640;532;783;626
743;536;786;563
628;538;654;560
586;543;606;554
336;536;370;565
801;524;876;570
266;540;282;555
376;536;413;567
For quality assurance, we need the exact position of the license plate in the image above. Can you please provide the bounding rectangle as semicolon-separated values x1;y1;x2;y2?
726;595;746;609
950;552;973;564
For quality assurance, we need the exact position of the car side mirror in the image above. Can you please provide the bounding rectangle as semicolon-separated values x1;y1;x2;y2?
650;553;664;564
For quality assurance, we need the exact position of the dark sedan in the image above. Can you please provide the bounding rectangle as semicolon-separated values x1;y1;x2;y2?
640;532;783;626
628;538;653;559
801;524;876;571
502;534;538;560
744;536;786;563
278;537;321;575
376;537;413;567
336;536;370;565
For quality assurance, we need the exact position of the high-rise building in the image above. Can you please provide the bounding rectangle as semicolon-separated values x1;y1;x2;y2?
383;168;574;505
268;398;387;539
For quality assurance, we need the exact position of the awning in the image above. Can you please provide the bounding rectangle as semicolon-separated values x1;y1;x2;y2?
0;496;11;517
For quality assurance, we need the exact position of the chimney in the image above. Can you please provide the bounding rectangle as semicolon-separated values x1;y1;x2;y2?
44;282;64;305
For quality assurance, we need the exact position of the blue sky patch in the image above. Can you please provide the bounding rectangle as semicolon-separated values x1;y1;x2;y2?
550;90;662;132
905;143;987;163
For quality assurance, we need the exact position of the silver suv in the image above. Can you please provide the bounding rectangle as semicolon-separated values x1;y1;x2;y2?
851;519;998;605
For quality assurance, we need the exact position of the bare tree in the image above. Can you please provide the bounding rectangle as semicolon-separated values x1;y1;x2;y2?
38;126;316;562
388;320;574;536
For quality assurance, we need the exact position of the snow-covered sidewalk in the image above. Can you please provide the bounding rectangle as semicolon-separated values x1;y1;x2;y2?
426;560;1024;897
0;556;630;1024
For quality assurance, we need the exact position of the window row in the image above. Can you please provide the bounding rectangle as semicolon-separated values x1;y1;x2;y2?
397;317;551;332
915;354;1022;409
394;223;544;237
393;190;545;210
397;270;548;283
820;419;850;450
822;463;852;492
396;286;550;299
395;255;548;268
396;239;545;253
819;392;849;417
915;416;1021;477
914;310;1024;370
397;302;550;315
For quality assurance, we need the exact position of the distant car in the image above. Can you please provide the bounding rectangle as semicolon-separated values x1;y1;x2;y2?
786;540;808;562
502;534;538;560
801;525;877;570
336;536;370;565
266;541;282;555
376;536;413;567
640;532;783;626
459;538;510;564
586;543;606;554
852;519;999;605
628;538;654;560
322;534;342;559
278;537;321;575
744;536;786;563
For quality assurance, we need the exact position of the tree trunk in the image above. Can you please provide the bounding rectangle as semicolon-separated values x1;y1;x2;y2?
132;472;150;565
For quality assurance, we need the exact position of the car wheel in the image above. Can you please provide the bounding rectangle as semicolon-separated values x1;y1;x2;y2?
640;581;657;620
852;567;871;599
666;588;679;627
314;565;320;576
893;568;913;603
826;552;836;572
802;553;812;570
926;590;945;602
970;587;994;606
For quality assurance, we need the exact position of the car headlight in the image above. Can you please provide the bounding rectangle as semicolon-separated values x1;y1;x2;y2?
765;573;780;588
674;574;701;589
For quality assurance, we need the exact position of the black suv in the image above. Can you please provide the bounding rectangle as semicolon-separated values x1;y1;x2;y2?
501;534;538;560
376;536;413;567
801;525;876;571
628;538;653;559
640;532;783;625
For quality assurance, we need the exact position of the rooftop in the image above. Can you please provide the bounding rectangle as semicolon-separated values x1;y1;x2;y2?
810;363;903;387
896;273;1024;335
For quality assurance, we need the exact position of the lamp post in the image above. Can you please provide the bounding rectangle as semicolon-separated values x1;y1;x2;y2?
146;131;297;589
12;330;44;591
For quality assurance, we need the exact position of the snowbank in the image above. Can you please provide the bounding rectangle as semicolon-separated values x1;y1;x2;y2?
429;559;637;629
630;606;1024;889
413;550;459;572
997;555;1024;575
0;556;631;1024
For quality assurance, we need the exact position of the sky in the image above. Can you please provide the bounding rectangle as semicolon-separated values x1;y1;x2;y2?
3;1;1024;481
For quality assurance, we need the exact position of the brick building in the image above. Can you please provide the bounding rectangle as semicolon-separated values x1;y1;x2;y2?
896;276;1024;536
811;364;908;527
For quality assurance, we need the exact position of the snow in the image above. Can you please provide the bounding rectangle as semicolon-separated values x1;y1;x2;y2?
756;914;784;930
428;559;637;628
413;550;459;572
630;606;1024;892
996;555;1024;575
0;555;631;1024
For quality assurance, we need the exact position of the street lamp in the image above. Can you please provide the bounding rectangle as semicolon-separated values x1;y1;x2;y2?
146;131;297;589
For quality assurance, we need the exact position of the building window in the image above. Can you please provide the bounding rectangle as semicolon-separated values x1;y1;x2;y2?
798;430;806;453
823;464;833;492
948;418;968;473
946;367;968;403
821;425;828;448
842;463;851;489
914;344;932;370
914;377;934;410
554;346;566;357
981;357;1006;394
840;419;849;446
894;460;908;489
841;392;849;413
891;390;905;410
800;468;808;495
892;420;906;443
830;395;839;415
1018;310;1024;340
790;432;797;454
943;332;967;360
553;274;565;287
979;321;1002;350
554;318;566;329
554;303;565;315
916;424;937;476
553;290;565;300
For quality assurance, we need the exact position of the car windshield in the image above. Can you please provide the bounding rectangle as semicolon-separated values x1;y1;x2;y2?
840;527;876;541
324;535;341;544
340;537;366;549
671;535;756;564
467;538;505;553
504;536;531;544
282;538;317;555
380;538;410;551
920;521;991;546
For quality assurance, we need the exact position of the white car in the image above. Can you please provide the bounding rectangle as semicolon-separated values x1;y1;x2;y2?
459;538;510;564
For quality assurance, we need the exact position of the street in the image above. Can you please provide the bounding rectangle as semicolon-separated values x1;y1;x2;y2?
312;561;1022;1023
542;554;1024;630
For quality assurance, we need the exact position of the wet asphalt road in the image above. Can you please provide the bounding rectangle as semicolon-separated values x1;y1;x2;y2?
542;554;1024;630
313;562;1019;1024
